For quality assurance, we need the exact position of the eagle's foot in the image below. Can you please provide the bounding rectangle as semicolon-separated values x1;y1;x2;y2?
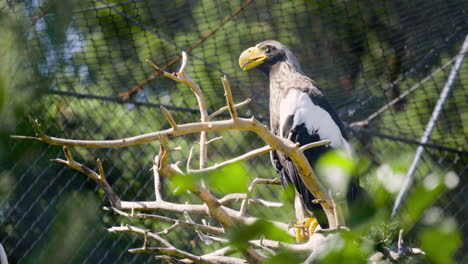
294;217;319;242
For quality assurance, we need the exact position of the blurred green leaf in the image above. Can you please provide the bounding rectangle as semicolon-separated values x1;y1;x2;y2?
315;231;369;264
317;150;355;174
228;219;295;251
264;249;304;264
420;224;461;264
208;162;249;194
170;173;199;195
316;150;354;198
399;173;446;230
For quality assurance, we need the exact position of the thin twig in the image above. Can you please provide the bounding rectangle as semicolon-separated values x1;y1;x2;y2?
218;193;282;208
189;145;272;174
299;140;331;151
49;146;121;207
161;106;178;130
147;54;210;170
153;156;163;201
106;206;224;235
157;221;181;235
97;158;105;181
178;52;189;76
204;136;223;145
129;247;217;264
208;98;251;120
108;225;174;248
240;178;282;215
221;76;237;119
187;146;196;173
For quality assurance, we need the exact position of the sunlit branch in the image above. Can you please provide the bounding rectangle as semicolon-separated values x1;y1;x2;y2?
240;178;282;216
208;98;251;120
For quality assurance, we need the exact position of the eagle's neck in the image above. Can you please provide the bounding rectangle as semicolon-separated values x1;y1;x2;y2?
268;59;304;132
269;55;306;92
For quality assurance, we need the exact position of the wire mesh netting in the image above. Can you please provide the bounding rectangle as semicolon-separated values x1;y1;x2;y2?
1;0;467;263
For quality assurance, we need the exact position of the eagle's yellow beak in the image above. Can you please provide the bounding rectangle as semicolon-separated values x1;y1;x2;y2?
239;46;267;71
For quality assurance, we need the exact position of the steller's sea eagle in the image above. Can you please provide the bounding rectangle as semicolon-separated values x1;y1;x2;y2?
239;40;358;236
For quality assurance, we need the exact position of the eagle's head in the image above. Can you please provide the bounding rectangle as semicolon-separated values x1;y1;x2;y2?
239;40;301;74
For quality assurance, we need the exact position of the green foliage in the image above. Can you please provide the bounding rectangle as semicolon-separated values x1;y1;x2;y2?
170;173;199;195
227;219;295;251
314;231;371;264
208;162;249;194
170;162;249;195
316;150;355;197
420;223;461;264
306;150;462;263
263;249;305;264
398;174;446;230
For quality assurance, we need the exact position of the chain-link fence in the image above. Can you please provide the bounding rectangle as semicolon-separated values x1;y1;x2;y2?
1;0;467;263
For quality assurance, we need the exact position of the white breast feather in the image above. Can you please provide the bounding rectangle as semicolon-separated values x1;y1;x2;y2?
279;89;351;154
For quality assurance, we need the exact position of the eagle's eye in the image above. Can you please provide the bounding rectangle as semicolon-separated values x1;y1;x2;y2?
262;45;274;53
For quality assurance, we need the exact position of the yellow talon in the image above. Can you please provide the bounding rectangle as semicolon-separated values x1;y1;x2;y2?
295;217;319;242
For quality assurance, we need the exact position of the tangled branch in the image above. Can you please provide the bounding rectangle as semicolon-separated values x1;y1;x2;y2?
13;51;346;263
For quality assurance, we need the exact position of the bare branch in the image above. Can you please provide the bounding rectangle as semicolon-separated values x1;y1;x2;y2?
106;206;224;235
155;255;183;264
150;52;209;170
145;59;178;81
189;145;272;174
18;51;341;258
221;76;237;119
109;225;173;248
218;193;282;208
397;229;404;253
157;221;182;235
299;140;331;151
250;232;333;254
23;115;337;226
204;136;223;145
240;178;282;216
178;51;189;75
187;146;196;173
50;146;120;207
97;158;105;181
218;193;245;205
208;98;251;120
50;148;212;215
130;247;217;264
153;156;163;201
9;135;44;141
183;212;227;245
118;199;207;214
161;106;178;130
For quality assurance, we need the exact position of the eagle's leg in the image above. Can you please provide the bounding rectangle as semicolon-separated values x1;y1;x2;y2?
294;193;319;242
295;217;319;242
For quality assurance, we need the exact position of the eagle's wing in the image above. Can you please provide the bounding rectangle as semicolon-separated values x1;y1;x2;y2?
271;83;351;225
